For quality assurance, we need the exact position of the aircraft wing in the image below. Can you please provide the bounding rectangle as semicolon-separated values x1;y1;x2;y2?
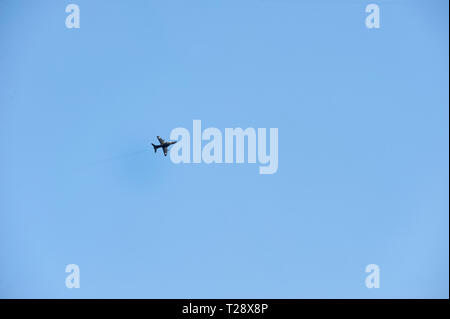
157;136;165;144
163;147;168;156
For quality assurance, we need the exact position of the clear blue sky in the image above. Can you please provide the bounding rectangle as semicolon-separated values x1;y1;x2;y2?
0;0;448;298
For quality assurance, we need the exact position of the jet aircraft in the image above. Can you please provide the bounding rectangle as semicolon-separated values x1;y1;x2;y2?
152;136;177;156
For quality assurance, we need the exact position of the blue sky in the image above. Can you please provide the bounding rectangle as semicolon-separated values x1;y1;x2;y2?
0;0;448;298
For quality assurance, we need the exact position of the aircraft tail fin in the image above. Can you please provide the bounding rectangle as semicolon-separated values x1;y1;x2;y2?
151;143;157;153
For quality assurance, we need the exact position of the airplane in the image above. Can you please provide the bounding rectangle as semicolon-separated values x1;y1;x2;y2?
152;136;177;156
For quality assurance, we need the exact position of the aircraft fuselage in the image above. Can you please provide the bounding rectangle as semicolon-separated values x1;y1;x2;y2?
154;141;176;149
